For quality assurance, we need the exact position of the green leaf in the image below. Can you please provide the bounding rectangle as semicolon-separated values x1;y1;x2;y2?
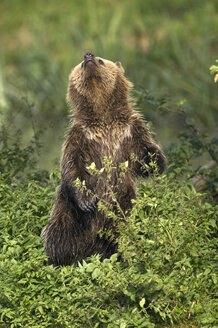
92;268;102;279
139;298;146;308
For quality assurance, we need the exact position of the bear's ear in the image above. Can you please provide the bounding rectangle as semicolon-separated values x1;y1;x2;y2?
115;61;125;73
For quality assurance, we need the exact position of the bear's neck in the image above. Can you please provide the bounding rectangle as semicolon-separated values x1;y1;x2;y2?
71;79;133;124
74;97;132;124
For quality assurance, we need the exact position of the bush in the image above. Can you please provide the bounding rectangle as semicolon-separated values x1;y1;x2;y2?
0;106;217;327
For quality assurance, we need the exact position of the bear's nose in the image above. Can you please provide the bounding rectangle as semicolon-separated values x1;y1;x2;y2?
84;52;94;60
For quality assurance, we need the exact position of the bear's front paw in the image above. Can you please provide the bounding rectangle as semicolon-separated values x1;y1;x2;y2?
73;187;97;212
77;196;97;212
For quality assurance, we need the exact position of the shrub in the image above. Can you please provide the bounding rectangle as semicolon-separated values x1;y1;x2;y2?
0;107;217;327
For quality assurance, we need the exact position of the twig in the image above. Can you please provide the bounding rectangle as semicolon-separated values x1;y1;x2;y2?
188;301;195;319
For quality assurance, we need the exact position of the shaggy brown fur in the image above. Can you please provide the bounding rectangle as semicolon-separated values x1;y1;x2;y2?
42;53;166;266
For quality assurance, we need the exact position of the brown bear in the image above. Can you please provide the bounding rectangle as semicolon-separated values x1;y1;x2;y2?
42;52;166;266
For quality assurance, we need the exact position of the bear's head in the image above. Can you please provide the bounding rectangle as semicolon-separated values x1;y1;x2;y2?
67;53;132;113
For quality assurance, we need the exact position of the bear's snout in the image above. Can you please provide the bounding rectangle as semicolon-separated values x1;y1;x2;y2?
84;52;94;61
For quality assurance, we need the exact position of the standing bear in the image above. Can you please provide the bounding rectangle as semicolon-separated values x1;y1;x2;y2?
42;53;166;266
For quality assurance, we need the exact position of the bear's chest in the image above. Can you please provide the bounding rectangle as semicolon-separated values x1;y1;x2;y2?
85;124;132;156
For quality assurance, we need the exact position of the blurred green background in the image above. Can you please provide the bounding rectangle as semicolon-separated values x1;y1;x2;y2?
0;0;217;170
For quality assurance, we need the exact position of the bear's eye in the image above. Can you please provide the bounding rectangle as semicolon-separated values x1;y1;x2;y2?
98;59;104;65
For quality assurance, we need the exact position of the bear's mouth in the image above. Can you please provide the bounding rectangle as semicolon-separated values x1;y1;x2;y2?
82;52;98;69
82;59;97;68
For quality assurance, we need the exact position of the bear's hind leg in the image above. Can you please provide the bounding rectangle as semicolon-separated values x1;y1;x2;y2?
42;194;79;266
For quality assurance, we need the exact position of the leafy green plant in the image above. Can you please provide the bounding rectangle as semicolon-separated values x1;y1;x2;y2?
210;60;218;83
1;0;217;169
0;114;217;327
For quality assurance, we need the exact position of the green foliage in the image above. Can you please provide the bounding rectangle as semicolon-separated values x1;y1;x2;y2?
210;59;218;83
1;0;217;169
166;101;218;200
0;117;217;327
0;124;49;184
